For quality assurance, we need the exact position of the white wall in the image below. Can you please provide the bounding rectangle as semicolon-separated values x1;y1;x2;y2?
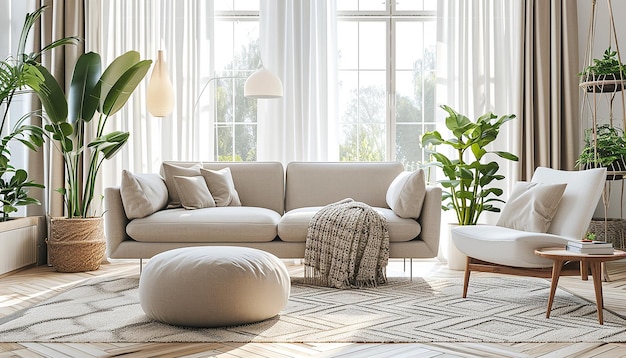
577;0;626;219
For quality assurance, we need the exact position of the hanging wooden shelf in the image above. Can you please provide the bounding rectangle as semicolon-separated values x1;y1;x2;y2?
580;77;626;93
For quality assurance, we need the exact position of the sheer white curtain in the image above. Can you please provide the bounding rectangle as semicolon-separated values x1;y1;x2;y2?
87;0;214;192
258;0;338;164
436;0;523;225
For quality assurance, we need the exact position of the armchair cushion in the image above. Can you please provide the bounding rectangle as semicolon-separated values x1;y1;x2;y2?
496;182;566;233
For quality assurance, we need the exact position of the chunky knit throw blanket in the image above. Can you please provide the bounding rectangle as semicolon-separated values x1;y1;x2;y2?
304;198;390;288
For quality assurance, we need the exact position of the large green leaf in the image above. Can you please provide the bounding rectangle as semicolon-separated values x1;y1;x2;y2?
33;65;67;124
68;52;101;124
88;131;130;159
100;60;152;116
98;51;141;112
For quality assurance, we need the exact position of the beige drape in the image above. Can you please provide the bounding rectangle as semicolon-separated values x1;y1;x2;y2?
32;1;84;219
519;0;579;179
27;0;84;263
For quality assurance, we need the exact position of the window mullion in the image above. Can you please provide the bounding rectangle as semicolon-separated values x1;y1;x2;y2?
388;18;395;162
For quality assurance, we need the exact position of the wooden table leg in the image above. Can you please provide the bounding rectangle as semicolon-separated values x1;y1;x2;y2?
546;259;563;319
602;262;611;282
590;260;605;325
462;256;471;298
580;260;588;281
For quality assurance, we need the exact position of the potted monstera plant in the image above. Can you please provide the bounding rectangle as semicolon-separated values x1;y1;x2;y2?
32;51;151;272
421;105;519;269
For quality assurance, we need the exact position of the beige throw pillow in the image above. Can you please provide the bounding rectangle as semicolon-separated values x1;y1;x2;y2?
172;175;216;209
120;170;169;219
386;169;426;219
496;181;567;233
200;167;242;206
161;163;202;208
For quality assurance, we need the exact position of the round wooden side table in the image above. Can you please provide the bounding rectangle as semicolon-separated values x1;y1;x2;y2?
534;247;626;325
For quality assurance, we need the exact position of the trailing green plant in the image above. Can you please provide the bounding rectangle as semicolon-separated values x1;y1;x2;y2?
421;105;519;225
0;6;79;221
31;51;151;218
576;124;626;173
579;47;626;78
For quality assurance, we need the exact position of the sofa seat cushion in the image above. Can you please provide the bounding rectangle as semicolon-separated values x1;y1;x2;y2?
127;207;280;243
278;206;420;243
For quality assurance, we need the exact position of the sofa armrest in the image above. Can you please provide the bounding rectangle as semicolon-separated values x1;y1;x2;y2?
104;187;130;258
417;185;442;257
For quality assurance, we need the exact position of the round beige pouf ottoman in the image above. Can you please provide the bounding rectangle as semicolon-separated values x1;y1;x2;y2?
139;246;291;327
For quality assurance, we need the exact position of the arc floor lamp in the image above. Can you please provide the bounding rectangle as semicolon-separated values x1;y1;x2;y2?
146;52;283;118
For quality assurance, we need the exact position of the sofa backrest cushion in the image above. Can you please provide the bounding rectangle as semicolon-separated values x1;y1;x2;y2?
161;162;202;208
162;161;285;214
386;169;426;219
120;170;169;219
285;162;404;211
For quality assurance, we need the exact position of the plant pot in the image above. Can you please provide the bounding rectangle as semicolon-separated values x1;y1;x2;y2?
584;159;626;180
48;217;106;273
583;73;625;93
447;223;467;271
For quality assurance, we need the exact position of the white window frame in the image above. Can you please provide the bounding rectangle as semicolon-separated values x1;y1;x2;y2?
338;3;436;163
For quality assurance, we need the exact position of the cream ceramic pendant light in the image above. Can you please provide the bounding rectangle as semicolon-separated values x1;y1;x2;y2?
146;2;174;117
146;49;175;117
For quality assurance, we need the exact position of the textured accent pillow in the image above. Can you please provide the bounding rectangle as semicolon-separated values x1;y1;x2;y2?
161;163;202;208
386;169;427;219
172;175;216;210
200;167;242;207
120;170;169;219
496;181;567;233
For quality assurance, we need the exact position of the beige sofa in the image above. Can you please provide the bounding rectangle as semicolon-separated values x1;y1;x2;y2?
104;161;441;260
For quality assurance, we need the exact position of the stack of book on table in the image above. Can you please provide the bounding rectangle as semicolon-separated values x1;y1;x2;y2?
566;240;614;254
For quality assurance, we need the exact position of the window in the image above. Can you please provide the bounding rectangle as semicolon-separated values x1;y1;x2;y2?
213;0;260;161
337;1;437;169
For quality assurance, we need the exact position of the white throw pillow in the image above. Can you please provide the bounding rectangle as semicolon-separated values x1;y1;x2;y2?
385;169;426;219
172;175;216;210
161;163;202;208
496;181;567;233
200;167;242;207
120;170;169;219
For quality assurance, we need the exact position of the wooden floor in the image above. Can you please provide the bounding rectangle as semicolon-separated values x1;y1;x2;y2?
2;259;626;358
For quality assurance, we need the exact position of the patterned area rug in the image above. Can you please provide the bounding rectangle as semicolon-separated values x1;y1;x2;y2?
1;275;626;343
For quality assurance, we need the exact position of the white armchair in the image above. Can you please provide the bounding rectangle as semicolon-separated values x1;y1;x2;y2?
452;167;607;297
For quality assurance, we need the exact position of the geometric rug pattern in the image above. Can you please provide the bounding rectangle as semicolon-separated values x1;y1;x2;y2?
1;275;626;343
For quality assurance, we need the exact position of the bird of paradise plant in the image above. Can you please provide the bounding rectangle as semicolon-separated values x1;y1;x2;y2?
32;51;152;218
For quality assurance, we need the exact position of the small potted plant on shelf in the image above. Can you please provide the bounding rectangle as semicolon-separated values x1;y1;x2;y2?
31;51;152;272
576;124;626;180
579;47;626;92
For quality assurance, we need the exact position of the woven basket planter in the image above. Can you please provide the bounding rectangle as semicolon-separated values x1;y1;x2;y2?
587;218;626;249
48;217;106;273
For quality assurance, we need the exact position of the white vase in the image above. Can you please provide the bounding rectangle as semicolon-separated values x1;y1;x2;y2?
447;223;468;271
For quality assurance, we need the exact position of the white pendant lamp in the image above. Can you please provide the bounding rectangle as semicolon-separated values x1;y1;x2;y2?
147;50;175;117
244;67;283;98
